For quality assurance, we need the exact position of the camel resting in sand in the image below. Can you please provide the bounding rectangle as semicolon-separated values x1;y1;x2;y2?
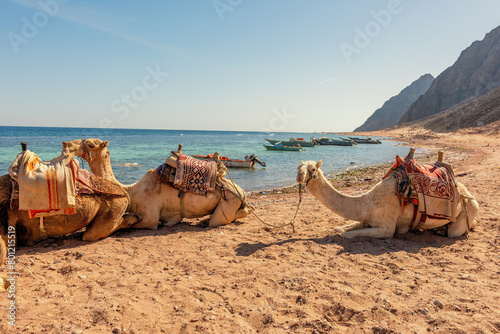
296;153;479;239
0;143;137;245
66;138;251;229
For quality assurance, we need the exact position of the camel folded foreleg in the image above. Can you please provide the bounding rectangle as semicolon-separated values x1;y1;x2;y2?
333;221;368;233
447;196;479;238
337;224;396;239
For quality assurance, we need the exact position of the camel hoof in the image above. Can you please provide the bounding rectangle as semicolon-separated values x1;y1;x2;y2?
0;276;11;292
162;221;180;227
333;227;344;233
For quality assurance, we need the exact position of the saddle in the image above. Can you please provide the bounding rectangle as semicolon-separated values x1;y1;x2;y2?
156;145;227;196
383;150;460;229
8;149;124;219
9;150;78;218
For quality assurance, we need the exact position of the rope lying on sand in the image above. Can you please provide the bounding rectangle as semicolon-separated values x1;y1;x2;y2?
215;156;299;233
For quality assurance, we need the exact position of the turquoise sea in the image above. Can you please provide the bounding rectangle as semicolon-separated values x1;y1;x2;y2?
0;126;414;192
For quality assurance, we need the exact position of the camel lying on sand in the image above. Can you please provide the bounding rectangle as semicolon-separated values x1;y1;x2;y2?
66;138;251;229
296;153;479;239
0;143;137;246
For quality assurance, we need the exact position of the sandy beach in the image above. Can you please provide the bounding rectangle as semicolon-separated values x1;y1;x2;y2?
1;123;499;333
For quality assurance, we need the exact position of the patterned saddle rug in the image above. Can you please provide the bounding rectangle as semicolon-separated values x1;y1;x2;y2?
157;153;217;196
383;154;460;228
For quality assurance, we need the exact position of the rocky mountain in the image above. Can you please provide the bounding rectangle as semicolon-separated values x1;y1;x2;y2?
399;25;500;124
354;74;434;132
405;85;500;133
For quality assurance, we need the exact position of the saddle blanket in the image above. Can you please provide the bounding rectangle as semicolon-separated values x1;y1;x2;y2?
384;155;459;223
9;150;78;218
173;153;217;195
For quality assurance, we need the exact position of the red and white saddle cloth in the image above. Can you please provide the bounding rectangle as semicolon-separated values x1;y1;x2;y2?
8;150;78;218
384;155;460;228
173;153;217;195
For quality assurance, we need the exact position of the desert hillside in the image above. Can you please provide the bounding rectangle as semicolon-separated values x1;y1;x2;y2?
399;25;500;124
355;74;433;132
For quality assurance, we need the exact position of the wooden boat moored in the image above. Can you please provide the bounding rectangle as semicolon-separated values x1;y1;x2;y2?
348;137;382;144
263;142;304;151
265;137;316;147
313;137;354;146
193;154;266;168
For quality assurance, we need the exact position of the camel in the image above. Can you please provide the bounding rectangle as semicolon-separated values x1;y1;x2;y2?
65;138;251;229
0;143;137;246
296;153;479;239
0;143;137;292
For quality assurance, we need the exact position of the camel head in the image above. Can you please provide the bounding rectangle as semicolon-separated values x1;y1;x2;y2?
63;138;109;163
296;160;322;184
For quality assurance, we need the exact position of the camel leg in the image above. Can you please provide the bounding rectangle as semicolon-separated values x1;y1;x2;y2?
209;199;242;227
10;214;45;247
233;205;252;221
131;210;162;229
340;224;396;239
334;221;368;233
82;198;128;241
120;214;140;229
447;197;479;238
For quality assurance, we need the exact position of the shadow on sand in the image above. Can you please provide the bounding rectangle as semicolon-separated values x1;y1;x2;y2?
234;230;464;257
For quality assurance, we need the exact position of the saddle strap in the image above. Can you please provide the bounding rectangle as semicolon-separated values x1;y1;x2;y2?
411;205;427;230
39;216;47;239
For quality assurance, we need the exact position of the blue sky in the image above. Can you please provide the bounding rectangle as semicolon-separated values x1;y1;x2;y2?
1;0;500;132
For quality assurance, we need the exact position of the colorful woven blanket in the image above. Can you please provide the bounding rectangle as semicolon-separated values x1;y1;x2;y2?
173;153;217;195
8;150;78;218
384;155;459;224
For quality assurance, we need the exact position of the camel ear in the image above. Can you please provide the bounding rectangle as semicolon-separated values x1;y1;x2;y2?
301;160;304;164
316;160;322;169
101;141;109;149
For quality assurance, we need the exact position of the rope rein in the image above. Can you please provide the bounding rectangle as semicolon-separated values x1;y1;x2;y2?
214;156;303;233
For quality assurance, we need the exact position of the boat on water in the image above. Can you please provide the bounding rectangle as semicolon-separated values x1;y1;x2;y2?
313;137;355;146
265;137;316;147
263;142;304;151
193;154;266;168
347;137;382;144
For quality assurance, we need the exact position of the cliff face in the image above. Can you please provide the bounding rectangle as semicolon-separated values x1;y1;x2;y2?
407;85;500;133
399;25;500;124
354;74;434;132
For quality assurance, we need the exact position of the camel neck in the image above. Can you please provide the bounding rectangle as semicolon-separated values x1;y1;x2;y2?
89;151;127;188
306;170;365;221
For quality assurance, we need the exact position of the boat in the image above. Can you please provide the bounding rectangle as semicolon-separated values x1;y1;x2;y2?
265;137;316;147
348;137;382;144
312;137;354;146
193;154;266;168
263;142;304;151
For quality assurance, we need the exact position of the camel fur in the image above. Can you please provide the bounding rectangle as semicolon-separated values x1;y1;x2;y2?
296;158;479;239
66;138;251;229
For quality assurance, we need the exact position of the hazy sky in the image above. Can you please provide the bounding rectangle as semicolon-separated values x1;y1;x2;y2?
2;0;500;132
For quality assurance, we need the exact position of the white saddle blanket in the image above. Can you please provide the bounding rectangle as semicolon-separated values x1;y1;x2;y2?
8;150;77;212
